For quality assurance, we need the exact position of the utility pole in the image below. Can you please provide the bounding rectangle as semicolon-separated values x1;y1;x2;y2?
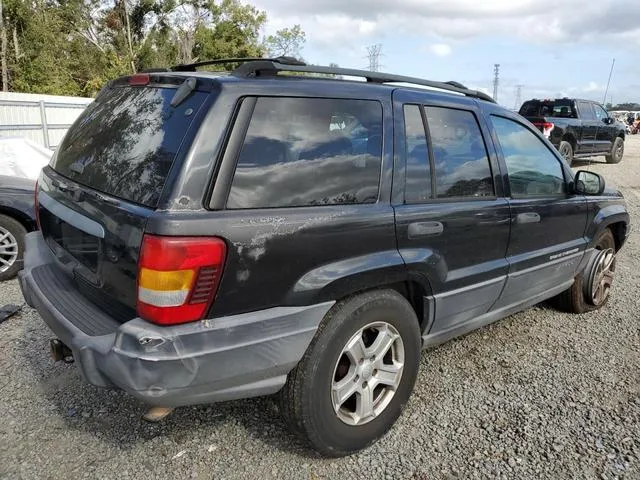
514;84;524;110
366;44;382;72
492;64;500;102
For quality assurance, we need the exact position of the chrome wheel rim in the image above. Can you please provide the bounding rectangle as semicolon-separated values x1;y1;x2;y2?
616;142;624;160
589;248;615;306
0;226;18;273
331;322;404;426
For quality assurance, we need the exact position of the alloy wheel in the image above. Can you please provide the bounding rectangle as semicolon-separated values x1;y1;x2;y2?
616;142;624;161
0;226;18;273
588;248;615;306
331;322;405;426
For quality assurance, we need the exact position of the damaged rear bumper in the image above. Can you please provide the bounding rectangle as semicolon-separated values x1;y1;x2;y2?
19;232;333;407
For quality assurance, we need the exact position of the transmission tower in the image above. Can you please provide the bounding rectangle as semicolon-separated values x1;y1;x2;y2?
367;44;383;72
514;84;524;110
492;64;500;102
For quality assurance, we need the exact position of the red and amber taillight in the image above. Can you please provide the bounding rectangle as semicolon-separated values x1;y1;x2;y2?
533;121;555;138
136;235;227;326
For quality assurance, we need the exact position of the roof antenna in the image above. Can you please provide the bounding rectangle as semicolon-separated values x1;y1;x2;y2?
586;58;615;171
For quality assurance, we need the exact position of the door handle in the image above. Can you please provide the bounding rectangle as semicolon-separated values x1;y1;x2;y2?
408;221;444;238
516;212;541;224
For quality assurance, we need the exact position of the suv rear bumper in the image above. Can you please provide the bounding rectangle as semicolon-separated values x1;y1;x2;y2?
19;232;333;407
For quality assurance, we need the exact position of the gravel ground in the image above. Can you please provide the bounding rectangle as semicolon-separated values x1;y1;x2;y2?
1;138;639;480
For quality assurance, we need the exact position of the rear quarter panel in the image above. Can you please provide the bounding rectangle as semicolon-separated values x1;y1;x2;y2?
547;118;582;148
147;205;404;316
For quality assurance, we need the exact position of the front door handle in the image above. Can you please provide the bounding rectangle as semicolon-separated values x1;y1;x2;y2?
516;212;541;224
408;221;444;238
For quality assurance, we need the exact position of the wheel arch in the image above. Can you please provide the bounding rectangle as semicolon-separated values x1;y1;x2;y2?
0;206;36;232
586;206;629;251
561;132;577;151
287;253;434;333
608;221;628;252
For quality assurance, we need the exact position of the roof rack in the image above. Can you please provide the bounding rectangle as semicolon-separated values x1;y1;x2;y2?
231;59;496;103
170;56;304;72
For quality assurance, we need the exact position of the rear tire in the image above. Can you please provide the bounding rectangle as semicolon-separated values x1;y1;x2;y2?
279;289;421;457
558;140;574;165
605;137;624;164
0;214;26;282
551;229;616;314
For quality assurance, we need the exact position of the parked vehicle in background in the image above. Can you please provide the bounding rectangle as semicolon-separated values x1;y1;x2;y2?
0;175;36;281
519;98;626;165
0;137;52;180
19;58;629;457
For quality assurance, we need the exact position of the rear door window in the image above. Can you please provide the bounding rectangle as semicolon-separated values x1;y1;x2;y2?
227;97;383;209
52;85;208;208
403;105;431;203
424;107;494;199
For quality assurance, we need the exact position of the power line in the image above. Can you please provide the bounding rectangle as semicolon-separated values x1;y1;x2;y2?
514;84;524;110
366;44;383;72
492;64;500;102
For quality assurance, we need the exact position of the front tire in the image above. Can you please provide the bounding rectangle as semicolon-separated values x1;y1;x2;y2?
279;289;421;457
605;137;624;164
0;214;26;281
551;229;616;314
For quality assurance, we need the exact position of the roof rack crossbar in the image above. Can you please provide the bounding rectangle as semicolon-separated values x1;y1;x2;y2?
231;60;496;103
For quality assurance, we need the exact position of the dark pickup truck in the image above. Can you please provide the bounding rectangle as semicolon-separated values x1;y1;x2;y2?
519;98;626;165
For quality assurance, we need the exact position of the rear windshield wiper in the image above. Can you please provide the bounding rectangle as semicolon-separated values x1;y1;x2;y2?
170;77;197;107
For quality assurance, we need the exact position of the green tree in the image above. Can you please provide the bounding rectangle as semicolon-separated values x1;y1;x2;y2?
611;102;640;111
265;24;305;59
1;0;275;96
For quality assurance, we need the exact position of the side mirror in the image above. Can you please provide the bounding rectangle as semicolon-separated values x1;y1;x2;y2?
574;170;605;195
603;117;614;125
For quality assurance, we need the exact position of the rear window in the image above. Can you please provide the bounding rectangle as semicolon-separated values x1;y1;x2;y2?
227;97;383;209
519;100;576;118
52;85;208;208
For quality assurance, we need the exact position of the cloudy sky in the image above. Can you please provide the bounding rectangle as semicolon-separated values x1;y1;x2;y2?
254;0;640;109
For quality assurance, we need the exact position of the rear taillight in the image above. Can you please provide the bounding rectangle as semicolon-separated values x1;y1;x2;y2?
136;235;227;326
34;180;40;230
533;121;555;138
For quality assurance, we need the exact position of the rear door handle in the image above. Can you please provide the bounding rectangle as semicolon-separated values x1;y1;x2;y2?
516;212;541;224
408;221;444;238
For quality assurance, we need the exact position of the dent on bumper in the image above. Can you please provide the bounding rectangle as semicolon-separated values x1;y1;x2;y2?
19;232;333;407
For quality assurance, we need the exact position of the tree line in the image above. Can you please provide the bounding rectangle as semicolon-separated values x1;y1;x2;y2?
606;102;640;111
0;0;307;97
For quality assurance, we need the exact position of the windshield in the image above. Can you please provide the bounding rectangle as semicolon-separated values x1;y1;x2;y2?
52;85;208;208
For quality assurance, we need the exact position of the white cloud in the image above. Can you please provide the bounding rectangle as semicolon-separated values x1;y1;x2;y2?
254;0;640;49
428;43;452;57
583;81;604;93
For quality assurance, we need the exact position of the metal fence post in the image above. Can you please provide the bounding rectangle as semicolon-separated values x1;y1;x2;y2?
39;100;50;149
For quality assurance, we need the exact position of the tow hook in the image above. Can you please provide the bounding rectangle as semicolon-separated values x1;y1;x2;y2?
50;339;74;364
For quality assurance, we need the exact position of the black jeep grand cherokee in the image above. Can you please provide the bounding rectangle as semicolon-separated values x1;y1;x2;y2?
19;58;629;457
